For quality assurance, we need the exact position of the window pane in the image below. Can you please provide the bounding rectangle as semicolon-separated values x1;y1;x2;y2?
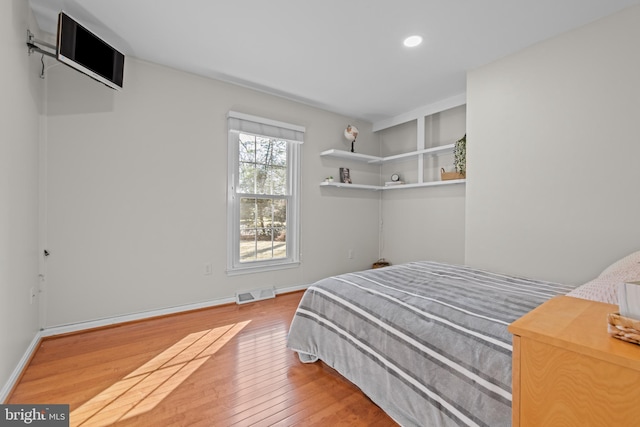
238;134;256;163
239;198;257;230
272;199;287;228
239;229;257;261
238;135;288;196
269;140;287;167
238;197;287;263
257;165;283;195
273;227;287;259
254;198;273;239
238;162;256;193
255;136;271;164
255;232;274;260
255;137;286;165
254;164;269;194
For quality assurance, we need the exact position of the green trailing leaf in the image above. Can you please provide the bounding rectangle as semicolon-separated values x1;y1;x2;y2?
454;134;466;176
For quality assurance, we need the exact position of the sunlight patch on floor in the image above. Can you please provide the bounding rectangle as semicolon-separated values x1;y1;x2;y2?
70;320;251;426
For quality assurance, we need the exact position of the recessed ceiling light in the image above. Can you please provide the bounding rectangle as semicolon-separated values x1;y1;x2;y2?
403;35;423;48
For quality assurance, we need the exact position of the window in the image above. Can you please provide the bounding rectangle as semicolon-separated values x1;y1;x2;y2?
227;112;304;274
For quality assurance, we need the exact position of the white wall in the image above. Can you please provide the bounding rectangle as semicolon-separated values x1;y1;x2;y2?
42;58;380;327
379;106;466;265
466;5;640;284
0;0;44;398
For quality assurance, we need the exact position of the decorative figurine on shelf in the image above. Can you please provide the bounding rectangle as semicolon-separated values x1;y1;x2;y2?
454;133;466;177
344;124;359;153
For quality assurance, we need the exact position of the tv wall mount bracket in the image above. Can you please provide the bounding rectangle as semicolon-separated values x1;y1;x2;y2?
26;29;57;78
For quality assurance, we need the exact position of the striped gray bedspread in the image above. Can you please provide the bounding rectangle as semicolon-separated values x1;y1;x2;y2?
286;261;575;427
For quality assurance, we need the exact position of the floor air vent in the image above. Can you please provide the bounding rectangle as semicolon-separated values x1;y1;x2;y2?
235;287;276;304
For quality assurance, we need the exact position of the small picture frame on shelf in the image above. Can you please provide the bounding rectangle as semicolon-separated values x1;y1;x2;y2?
340;167;351;184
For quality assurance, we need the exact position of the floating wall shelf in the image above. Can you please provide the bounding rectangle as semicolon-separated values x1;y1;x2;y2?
320;144;464;191
320;144;454;165
321;96;466;192
320;179;465;191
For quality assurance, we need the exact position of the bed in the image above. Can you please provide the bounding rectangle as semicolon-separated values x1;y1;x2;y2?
286;261;577;427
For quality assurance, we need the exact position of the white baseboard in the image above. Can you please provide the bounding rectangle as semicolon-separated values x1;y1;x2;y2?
41;296;237;337
1;332;43;403
1;284;308;402
276;283;308;295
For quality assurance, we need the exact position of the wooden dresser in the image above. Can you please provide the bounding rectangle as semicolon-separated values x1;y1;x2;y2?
508;296;640;427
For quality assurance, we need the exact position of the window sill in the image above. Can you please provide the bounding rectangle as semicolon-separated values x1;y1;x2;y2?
226;260;301;276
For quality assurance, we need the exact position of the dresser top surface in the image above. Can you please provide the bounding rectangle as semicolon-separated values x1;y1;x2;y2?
509;295;640;369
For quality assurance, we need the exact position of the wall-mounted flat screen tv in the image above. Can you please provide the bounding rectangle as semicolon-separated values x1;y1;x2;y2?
57;11;125;90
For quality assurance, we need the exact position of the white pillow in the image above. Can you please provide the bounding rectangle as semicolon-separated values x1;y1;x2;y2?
567;250;640;304
598;250;640;277
566;276;620;304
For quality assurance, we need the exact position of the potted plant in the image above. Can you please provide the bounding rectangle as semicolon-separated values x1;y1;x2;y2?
454;134;466;177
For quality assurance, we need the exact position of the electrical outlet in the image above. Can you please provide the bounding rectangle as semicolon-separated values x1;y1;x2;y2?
204;262;212;275
348;249;354;259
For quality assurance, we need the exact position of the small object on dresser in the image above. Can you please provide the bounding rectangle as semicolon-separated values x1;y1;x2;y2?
618;281;640;319
372;258;391;269
440;168;465;181
609;280;640;345
607;312;640;345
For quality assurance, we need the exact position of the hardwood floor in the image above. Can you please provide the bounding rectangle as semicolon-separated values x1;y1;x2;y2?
7;291;397;426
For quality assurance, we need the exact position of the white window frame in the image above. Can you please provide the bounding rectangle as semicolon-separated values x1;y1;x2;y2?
226;111;304;275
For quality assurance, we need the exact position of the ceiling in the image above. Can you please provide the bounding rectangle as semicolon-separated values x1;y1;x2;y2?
29;0;640;124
